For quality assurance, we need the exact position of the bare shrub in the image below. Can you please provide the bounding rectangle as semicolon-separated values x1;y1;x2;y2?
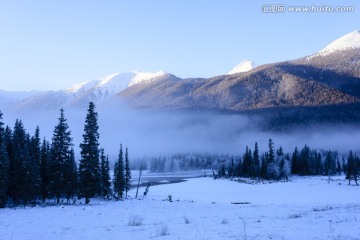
128;215;144;226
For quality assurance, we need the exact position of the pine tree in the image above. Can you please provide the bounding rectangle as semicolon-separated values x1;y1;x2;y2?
64;148;78;203
0;111;9;208
299;145;310;175
347;151;359;185
30;127;41;167
30;127;42;200
268;139;275;164
124;147;131;198
113;144;125;199
253;142;260;177
100;148;111;198
49;108;73;204
9;119;27;205
79;102;101;204
40;138;50;202
242;146;253;177
291;147;299;174
228;157;235;177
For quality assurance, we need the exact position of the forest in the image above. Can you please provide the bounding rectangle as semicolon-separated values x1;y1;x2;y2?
0;102;359;208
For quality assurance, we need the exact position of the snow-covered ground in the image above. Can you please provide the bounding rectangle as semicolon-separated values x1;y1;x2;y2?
1;176;359;240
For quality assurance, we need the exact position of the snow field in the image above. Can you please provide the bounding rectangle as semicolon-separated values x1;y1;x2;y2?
1;176;359;240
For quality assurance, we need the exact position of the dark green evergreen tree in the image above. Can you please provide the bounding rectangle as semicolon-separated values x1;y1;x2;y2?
29;126;42;200
23;133;41;204
124;147;131;198
49;108;73;204
9;119;27;204
30;127;41;167
64;148;78;203
40;138;50;202
346;151;359;185
228;157;235;177
113;144;125;199
253;142;260;177
242;146;254;177
299;145;310;175
268;139;275;164
291;147;299;174
100;148;111;199
0;111;9;208
79;102;101;204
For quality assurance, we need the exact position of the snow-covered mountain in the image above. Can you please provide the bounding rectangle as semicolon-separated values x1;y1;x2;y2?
3;71;173;112
0;90;41;106
314;30;360;57
228;60;257;75
65;71;169;101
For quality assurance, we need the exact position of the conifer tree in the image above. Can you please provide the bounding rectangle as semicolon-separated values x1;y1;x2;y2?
291;147;299;174
100;148;111;198
124;147;131;198
113;144;125;199
253;142;260;177
49;108;73;204
9;119;27;204
242;146;253;176
40;138;50;202
23;133;41;204
0;111;9;208
79;102;101;204
268;139;275;163
228;157;235;177
347;151;359;185
64;148;78;203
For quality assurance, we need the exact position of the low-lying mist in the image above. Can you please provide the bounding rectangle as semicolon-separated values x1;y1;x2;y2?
2;99;360;163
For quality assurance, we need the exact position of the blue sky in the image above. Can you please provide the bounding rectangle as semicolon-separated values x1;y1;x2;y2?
0;0;359;91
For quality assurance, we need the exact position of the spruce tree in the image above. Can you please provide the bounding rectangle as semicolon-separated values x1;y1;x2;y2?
100;148;111;198
49;108;73;204
29;127;42;200
9;119;27;204
23;133;41;204
253;142;260;177
347;151;359;185
40;138;50;202
124;147;131;198
0;111;9;208
64;148;78;203
79;102;101;204
113;144;125;199
291;147;299;174
268;139;275;163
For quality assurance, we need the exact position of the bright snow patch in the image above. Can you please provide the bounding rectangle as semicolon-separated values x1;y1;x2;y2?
1;176;359;240
128;70;167;87
315;30;360;57
66;80;100;93
65;71;168;99
228;60;256;75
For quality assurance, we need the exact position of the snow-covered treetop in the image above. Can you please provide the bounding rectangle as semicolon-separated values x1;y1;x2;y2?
227;60;257;75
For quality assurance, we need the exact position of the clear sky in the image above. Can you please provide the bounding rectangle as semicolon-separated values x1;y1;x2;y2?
0;0;359;91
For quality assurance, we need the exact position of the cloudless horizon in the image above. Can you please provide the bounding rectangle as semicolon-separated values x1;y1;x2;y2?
0;0;359;91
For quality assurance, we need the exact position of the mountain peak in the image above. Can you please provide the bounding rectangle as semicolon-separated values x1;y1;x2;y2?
317;30;360;56
128;70;168;86
228;60;256;75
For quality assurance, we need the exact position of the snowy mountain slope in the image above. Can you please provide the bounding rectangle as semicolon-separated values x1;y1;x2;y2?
228;60;257;75
314;30;360;57
8;71;174;111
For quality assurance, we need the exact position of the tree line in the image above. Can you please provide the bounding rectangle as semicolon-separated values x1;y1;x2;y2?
216;139;359;184
133;140;359;185
0;102;131;208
